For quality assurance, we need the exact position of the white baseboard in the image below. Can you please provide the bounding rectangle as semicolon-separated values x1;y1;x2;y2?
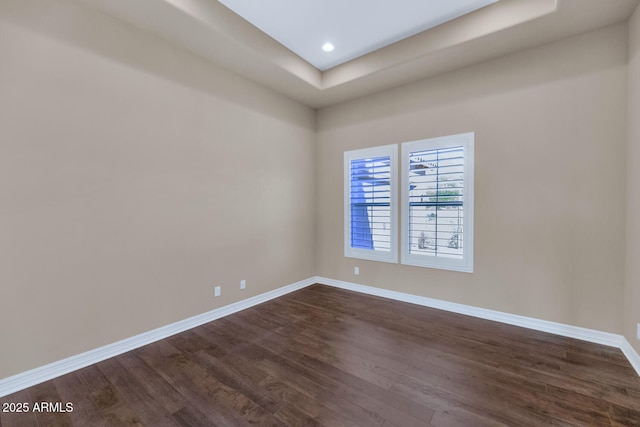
3;275;639;398
314;276;640;376
620;338;640;376
0;277;315;398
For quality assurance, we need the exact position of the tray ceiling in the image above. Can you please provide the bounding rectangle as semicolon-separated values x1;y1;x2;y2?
78;0;640;108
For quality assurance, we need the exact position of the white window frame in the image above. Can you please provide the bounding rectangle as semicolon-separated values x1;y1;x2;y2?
344;144;398;263
401;133;474;272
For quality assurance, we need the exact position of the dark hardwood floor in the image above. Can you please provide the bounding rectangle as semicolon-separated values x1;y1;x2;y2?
2;284;640;426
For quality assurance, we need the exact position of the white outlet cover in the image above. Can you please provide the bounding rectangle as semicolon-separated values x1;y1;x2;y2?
240;280;246;289
637;323;640;340
354;267;360;275
214;286;221;297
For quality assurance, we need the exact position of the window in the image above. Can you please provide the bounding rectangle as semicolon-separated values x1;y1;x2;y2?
344;144;398;263
401;133;474;272
343;133;474;271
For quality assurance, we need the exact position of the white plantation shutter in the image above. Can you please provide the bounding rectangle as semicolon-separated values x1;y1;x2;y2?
349;156;392;251
408;146;464;258
344;145;398;263
402;133;474;272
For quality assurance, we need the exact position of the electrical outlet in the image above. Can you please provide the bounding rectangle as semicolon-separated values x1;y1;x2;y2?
354;267;359;275
240;279;246;289
637;323;640;340
214;286;221;297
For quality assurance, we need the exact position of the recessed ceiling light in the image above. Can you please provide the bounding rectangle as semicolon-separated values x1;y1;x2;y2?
322;43;334;52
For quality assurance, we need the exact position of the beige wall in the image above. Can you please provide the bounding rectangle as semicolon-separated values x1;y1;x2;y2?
625;5;640;354
317;24;628;334
0;0;315;378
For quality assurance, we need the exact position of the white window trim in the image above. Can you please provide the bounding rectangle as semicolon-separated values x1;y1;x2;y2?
401;133;474;272
344;144;398;263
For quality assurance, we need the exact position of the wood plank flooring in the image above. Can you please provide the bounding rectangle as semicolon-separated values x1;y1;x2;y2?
2;284;640;426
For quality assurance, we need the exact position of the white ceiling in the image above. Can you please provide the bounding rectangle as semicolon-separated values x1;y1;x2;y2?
79;0;640;108
217;0;498;71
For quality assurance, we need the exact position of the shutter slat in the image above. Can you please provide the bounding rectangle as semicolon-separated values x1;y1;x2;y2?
350;155;392;252
408;146;465;259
